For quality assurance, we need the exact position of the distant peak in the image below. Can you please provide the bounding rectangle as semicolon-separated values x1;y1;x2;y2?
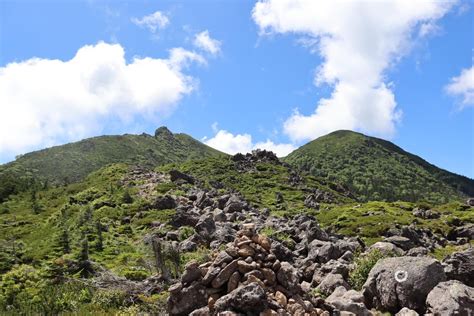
155;126;174;138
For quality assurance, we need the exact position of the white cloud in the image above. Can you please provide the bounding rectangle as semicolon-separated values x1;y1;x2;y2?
131;11;169;33
204;128;295;157
0;42;205;158
253;140;296;157
445;66;474;107
193;30;222;55
252;0;456;142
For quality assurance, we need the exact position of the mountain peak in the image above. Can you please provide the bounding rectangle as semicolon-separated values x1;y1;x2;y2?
284;130;474;203
154;126;174;139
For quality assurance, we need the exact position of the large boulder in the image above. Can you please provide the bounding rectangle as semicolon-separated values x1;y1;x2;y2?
362;256;446;313
167;282;208;316
213;282;267;314
425;280;474;315
326;286;371;316
442;248;474;286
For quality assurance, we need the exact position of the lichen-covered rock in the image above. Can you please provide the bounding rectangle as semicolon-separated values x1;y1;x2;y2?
214;283;267;314
362;256;445;313
425;280;474;315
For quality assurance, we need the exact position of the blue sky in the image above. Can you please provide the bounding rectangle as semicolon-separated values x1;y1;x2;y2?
0;0;473;178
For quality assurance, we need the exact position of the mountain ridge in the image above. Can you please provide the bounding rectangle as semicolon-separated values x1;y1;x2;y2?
0;126;225;202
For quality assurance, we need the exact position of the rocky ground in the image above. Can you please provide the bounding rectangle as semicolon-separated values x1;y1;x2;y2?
151;169;474;315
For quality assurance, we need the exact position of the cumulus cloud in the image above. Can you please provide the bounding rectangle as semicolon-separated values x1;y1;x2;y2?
131;10;169;33
445;66;474;107
203;128;295;157
252;0;456;142
193;30;222;55
0;42;205;158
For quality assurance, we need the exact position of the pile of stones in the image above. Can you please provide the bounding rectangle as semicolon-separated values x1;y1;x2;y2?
167;223;332;316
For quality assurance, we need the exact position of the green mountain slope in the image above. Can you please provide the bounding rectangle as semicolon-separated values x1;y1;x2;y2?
283;130;474;203
1;149;472;314
0;127;224;202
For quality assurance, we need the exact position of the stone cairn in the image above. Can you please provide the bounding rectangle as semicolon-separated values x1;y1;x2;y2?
168;223;331;316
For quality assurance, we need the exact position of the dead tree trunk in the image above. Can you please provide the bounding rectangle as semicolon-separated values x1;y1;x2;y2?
152;237;171;281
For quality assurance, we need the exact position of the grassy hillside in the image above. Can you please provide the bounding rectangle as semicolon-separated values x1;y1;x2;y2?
0;151;472;314
0;127;224;202
283;130;474;204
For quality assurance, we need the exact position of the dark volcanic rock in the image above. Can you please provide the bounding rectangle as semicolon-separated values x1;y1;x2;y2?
169;169;195;184
214;283;267;314
443;248;474;286
362;256;446;313
168;282;208;316
152;195;177;210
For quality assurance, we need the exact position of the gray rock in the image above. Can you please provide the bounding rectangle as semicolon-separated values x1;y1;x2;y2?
153;195;177;210
316;273;349;296
312;259;350;285
412;208;440;219
171;208;200;227
223;195;247;213
189;306;210;316
308;239;360;263
406;247;429;257
195;191;214;208
213;208;227;222
195;214;216;240
167;281;208;316
450;224;474;240
181;260;202;285
326;286;371;316
213;250;233;266
443;248;474;287
383;236;415;251
276;261;300;293
179;238;198;252
362;256;446;313
214;283;267;314
169;169;194;184
271;240;294;262
212;259;239;288
426;280;474;315
368;241;404;256
395;307;419;316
